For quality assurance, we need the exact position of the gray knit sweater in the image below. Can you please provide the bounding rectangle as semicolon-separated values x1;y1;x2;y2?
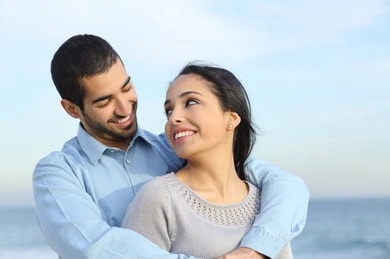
122;172;292;259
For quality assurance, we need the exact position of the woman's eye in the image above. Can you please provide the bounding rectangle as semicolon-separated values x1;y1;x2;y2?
186;99;198;107
165;108;172;117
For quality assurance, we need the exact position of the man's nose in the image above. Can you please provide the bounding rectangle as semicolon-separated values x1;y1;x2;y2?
115;97;131;116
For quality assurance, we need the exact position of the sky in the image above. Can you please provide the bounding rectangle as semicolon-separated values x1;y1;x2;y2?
0;0;389;206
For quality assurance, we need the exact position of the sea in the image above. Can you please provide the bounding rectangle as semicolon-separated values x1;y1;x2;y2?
0;198;389;259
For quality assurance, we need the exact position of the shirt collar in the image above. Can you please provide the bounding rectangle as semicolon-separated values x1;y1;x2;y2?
76;124;149;165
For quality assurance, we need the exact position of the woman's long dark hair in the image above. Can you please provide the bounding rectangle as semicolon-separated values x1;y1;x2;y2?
176;62;258;180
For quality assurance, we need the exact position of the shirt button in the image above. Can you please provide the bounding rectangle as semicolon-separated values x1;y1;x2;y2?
126;159;130;164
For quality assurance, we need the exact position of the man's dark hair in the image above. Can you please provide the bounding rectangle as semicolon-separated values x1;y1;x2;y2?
51;34;121;110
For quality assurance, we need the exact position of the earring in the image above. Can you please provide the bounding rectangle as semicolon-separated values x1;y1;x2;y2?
228;124;233;130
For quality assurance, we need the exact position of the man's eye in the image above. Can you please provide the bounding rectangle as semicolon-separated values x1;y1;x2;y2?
123;84;132;92
95;99;110;107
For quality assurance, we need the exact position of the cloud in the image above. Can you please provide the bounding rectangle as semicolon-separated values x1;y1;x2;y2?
1;0;389;201
250;0;389;52
0;0;255;67
2;0;387;70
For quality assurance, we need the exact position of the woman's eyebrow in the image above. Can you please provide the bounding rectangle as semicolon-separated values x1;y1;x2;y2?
164;91;203;106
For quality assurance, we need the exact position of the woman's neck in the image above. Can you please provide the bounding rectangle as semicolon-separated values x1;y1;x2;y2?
176;157;248;205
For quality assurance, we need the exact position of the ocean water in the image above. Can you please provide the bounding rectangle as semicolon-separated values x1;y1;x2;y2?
1;198;389;259
292;198;390;259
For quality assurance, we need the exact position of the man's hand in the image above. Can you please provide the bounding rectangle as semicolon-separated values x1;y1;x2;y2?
216;247;267;259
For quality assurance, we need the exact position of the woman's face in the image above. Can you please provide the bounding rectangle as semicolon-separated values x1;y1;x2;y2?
164;74;233;160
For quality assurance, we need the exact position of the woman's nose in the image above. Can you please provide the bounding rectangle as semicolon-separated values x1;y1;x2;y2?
168;108;183;124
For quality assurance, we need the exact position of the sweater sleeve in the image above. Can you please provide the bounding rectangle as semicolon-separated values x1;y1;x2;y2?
121;177;174;251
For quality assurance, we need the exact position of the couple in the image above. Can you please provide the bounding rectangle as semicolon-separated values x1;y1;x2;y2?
33;34;309;259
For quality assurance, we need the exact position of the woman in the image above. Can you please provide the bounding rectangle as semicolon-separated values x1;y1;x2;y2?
122;62;292;258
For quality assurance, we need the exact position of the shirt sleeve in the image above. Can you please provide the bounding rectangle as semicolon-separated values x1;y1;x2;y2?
240;157;310;258
33;153;192;259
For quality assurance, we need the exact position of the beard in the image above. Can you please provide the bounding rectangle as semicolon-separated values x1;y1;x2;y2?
82;111;137;143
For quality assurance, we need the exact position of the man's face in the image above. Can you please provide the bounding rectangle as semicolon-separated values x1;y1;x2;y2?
78;59;138;149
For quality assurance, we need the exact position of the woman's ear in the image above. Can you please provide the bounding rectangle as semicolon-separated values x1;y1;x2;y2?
226;111;241;130
61;99;81;119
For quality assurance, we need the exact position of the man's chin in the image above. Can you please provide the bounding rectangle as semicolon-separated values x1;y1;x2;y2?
122;123;137;138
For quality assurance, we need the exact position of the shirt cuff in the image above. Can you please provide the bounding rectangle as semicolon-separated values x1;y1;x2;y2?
239;226;286;258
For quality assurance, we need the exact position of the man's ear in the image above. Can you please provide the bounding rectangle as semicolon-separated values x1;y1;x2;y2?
61;99;81;119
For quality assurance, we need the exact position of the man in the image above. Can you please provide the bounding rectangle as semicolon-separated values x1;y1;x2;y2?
33;34;309;259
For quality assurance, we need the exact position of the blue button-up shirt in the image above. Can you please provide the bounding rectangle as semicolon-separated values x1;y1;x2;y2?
33;125;309;259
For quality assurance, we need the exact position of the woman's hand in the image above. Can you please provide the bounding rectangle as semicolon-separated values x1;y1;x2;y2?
216;247;267;259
